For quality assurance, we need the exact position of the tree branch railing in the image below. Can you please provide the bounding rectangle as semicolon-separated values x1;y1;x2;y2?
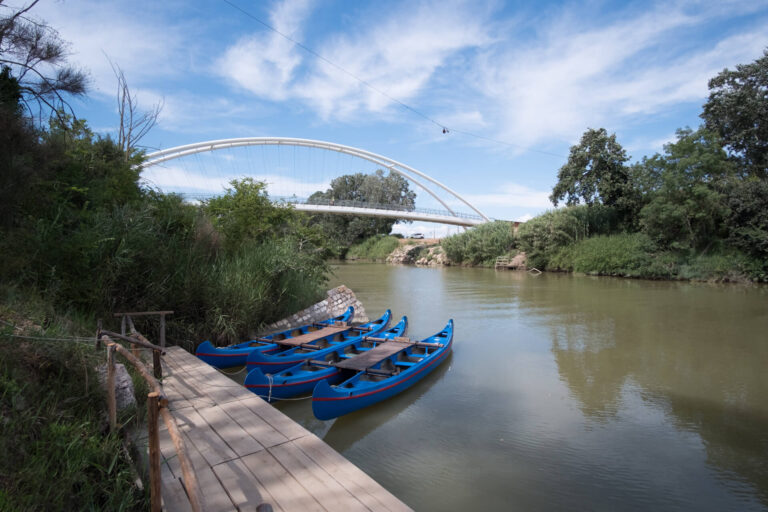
98;317;201;512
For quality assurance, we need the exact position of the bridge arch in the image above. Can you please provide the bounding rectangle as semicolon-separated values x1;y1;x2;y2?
143;137;490;224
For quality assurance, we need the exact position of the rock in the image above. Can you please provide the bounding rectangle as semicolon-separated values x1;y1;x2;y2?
97;362;137;411
415;246;448;266
256;285;370;336
509;252;527;269
386;244;424;264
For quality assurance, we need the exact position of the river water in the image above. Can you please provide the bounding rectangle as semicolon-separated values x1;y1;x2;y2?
270;263;768;511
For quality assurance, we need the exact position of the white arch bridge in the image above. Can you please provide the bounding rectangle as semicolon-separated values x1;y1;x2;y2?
143;137;491;227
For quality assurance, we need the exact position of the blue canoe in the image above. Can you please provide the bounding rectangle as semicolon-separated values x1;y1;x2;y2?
195;307;354;368
312;319;453;420
245;310;392;373
244;316;408;401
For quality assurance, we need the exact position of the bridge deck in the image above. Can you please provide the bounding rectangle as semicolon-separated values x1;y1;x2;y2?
158;346;411;512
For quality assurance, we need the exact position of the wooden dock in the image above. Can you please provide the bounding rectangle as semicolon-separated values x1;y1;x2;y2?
158;346;411;512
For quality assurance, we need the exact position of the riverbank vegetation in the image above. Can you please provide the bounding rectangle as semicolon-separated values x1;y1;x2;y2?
442;221;518;266
346;235;402;261
441;50;768;282
0;286;148;510
1;3;329;507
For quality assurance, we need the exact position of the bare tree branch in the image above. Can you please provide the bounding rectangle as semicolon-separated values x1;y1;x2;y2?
110;60;163;161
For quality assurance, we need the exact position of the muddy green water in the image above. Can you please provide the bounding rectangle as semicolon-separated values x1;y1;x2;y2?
272;263;768;511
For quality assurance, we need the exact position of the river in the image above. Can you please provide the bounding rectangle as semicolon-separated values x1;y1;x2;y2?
271;263;768;511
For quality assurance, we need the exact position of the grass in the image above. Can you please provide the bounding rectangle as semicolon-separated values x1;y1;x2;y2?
346;235;400;261
542;233;766;282
0;286;147;511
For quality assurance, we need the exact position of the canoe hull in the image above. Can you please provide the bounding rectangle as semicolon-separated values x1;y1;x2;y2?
245;310;392;373
244;367;345;401
195;307;353;368
245;316;408;401
312;320;453;420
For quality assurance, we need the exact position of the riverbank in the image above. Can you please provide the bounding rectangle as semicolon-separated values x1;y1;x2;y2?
343;231;765;284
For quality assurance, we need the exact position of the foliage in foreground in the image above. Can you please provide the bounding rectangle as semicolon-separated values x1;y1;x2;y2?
346;236;401;261
0;292;146;511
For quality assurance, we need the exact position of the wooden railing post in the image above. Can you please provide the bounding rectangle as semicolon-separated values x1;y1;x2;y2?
120;315;127;336
106;343;117;432
159;313;166;349
147;392;162;512
152;349;162;379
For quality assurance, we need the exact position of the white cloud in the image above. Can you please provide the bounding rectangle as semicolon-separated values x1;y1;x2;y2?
464;182;552;210
217;0;492;120
140;165;329;198
216;0;313;100
474;3;768;147
28;1;189;96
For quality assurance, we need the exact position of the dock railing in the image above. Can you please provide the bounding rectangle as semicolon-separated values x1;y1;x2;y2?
97;314;202;512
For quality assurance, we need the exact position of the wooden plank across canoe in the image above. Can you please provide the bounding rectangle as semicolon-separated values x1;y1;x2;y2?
275;325;349;347
335;341;411;371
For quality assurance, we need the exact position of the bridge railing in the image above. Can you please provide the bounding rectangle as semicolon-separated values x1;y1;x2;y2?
277;197;484;220
181;192;483;220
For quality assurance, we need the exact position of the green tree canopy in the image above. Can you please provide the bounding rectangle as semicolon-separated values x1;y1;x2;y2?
203;178;295;251
550;128;638;226
639;127;735;251
308;169;416;246
701;49;768;179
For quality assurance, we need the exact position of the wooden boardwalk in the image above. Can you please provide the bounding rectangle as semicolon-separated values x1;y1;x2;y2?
158;346;411;512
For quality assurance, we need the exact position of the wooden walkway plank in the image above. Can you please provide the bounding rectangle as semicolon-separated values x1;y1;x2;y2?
212;458;281;512
239;396;312;441
219;399;290;449
269;441;369;512
171;407;237;467
241;450;325;512
196;404;264;457
159;346;413;512
293;435;412;512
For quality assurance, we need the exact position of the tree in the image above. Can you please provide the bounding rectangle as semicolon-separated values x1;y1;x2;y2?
308;169;416;246
0;1;88;122
725;177;768;260
639;128;735;251
112;61;163;161
550;128;637;226
204;178;295;251
701;49;768;178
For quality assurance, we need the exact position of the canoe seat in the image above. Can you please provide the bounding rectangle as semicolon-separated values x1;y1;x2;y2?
334;341;410;372
274;326;348;347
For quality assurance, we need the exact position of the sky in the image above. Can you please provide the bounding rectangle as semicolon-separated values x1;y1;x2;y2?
11;0;768;236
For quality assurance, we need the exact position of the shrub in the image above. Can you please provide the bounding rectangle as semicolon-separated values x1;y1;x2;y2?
441;221;516;265
516;205;617;268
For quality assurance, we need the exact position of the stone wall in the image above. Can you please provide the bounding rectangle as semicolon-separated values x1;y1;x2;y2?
258;285;369;335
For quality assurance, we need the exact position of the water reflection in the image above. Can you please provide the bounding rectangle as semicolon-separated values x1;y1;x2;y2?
323;353;453;452
541;274;768;506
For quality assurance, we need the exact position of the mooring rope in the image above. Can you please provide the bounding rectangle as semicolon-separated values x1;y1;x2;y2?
216;365;247;376
0;333;94;344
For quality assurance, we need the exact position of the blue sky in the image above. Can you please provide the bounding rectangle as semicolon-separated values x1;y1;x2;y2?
20;0;768;235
